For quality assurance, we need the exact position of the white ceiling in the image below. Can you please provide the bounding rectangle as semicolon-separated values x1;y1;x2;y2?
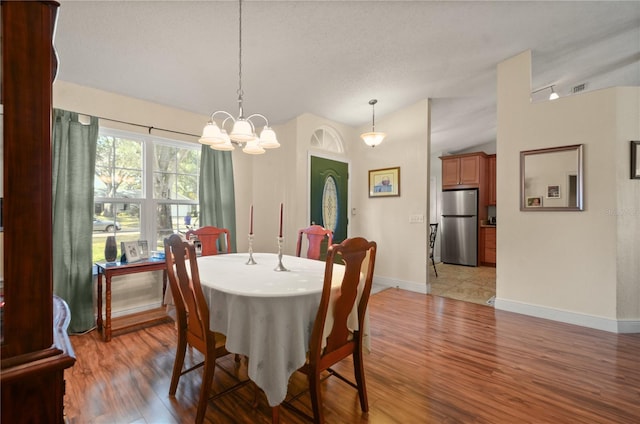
54;0;640;153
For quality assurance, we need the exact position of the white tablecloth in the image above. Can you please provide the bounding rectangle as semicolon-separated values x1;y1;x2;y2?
196;253;359;407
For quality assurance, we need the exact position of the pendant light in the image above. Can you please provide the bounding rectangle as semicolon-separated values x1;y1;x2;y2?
360;99;386;147
199;0;279;154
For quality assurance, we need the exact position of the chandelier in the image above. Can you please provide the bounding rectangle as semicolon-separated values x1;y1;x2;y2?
360;99;386;147
199;0;279;155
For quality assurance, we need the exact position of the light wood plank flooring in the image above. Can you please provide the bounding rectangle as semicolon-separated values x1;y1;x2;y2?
64;289;640;423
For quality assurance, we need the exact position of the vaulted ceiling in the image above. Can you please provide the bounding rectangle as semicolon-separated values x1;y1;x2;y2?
54;0;640;153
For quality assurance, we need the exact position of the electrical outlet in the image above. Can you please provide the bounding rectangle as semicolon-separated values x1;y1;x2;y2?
409;214;424;223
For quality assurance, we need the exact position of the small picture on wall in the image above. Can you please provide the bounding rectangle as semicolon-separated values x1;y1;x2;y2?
527;196;543;207
368;167;400;198
546;185;560;199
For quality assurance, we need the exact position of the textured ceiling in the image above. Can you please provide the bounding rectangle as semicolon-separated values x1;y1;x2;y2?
54;0;640;153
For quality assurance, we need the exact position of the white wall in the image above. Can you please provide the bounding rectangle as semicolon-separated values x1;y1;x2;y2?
495;51;640;333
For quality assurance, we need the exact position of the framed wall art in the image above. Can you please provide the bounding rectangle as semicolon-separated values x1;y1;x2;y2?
631;140;640;179
369;167;400;198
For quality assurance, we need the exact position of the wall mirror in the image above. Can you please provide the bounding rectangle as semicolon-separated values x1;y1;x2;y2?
520;144;584;211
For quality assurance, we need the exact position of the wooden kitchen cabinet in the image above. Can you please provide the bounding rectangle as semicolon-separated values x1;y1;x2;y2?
488;154;497;205
441;152;487;190
481;226;496;266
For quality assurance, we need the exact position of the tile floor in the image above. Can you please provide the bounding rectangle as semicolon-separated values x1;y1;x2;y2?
428;261;496;306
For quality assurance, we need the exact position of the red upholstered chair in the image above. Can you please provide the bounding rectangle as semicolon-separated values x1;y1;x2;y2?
295;225;333;260
164;234;246;424
186;226;231;256
285;237;377;423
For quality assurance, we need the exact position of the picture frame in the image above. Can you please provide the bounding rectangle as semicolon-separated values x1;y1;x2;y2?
631;140;640;179
369;167;400;198
137;240;149;259
123;241;142;263
527;196;543;207
546;185;560;199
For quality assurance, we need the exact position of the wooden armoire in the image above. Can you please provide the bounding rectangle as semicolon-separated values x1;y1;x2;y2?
1;1;76;422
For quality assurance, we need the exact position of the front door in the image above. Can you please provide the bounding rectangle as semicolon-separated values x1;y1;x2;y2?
310;156;348;245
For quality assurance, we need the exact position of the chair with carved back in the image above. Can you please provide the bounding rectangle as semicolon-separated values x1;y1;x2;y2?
186;226;231;256
164;234;246;424
295;225;333;260
285;237;377;423
429;223;438;277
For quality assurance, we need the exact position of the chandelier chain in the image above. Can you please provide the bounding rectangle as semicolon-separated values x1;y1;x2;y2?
237;0;244;100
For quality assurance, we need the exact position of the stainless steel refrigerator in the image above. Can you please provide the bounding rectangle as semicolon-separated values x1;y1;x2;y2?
441;189;478;266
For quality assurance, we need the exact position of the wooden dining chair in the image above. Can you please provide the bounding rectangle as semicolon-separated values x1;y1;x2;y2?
186;226;231;256
429;223;438;277
285;236;377;424
164;234;246;424
295;225;333;260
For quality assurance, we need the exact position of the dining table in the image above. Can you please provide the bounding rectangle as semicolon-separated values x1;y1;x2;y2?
188;252;367;410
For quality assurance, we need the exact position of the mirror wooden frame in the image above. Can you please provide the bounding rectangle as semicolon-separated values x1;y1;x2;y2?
631;140;640;179
520;144;584;211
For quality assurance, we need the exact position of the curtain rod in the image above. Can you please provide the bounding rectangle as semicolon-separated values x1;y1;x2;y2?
83;113;200;138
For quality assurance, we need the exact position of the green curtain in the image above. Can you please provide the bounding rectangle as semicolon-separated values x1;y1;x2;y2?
199;146;237;252
52;109;98;333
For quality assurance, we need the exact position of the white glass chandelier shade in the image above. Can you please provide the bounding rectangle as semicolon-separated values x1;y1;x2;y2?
242;139;266;155
199;121;226;145
259;126;280;149
230;118;257;143
211;129;235;151
199;0;279;154
361;131;387;147
360;99;386;147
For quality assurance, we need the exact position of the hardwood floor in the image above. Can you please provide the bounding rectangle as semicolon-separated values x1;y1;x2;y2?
64;289;640;423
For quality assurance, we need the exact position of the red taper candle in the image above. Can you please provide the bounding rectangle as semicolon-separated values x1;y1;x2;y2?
250;204;254;235
279;203;283;237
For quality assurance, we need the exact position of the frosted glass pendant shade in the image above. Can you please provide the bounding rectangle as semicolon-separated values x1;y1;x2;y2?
199;121;225;145
360;131;386;147
230;119;257;143
259;126;280;149
242;139;266;155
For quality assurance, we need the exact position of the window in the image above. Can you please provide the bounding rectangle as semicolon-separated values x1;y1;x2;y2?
93;129;200;262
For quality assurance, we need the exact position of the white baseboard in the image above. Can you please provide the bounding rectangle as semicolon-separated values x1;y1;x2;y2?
373;276;428;294
494;298;640;334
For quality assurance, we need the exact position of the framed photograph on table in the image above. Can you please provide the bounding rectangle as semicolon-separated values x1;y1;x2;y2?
137;240;149;259
369;167;400;198
123;241;142;263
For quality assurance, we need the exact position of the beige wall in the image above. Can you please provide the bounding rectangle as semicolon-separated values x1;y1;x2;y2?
495;51;640;332
53;81;434;315
350;99;431;293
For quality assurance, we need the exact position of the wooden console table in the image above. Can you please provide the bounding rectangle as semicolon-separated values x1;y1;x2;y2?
96;259;170;342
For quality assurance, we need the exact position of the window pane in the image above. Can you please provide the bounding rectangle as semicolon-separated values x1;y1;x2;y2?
178;149;200;174
154;204;200;251
92;202;141;263
153;143;200;200
177;174;198;200
96;135;144;199
154;172;176;199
